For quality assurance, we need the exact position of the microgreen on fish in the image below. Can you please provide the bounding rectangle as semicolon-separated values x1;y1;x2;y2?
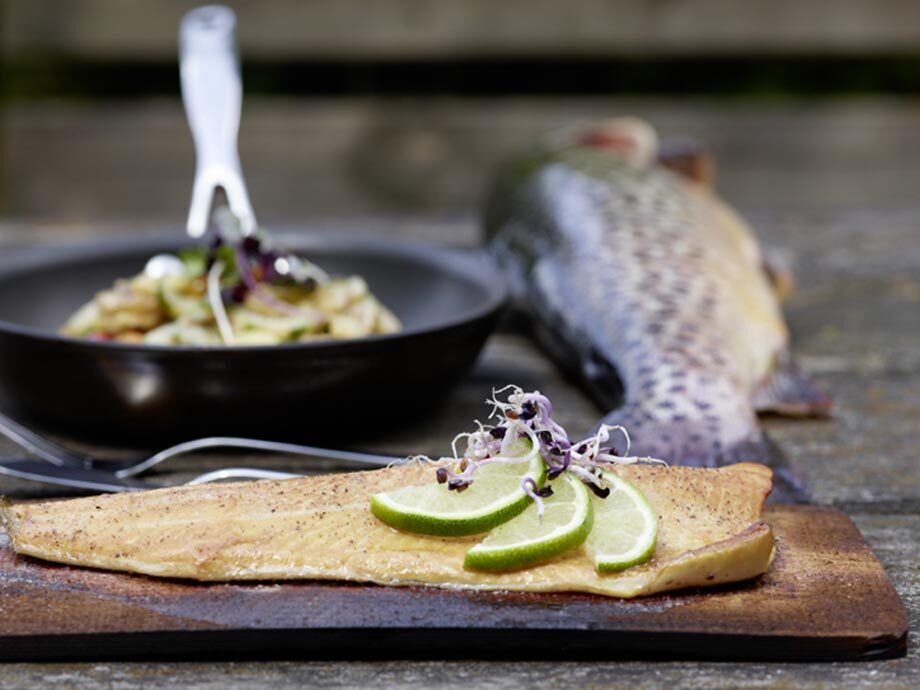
424;386;665;518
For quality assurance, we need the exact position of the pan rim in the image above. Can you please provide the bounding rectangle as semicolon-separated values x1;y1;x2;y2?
0;232;507;354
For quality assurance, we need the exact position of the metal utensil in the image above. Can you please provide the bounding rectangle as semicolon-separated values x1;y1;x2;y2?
0;457;298;493
0;410;397;477
0;410;92;468
180;4;256;238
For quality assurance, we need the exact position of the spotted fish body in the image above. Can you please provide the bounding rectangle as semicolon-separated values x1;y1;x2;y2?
485;119;826;471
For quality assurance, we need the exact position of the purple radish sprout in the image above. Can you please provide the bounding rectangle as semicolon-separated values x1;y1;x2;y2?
417;387;666;519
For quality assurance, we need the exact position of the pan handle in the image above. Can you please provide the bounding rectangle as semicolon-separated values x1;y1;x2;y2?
180;5;256;238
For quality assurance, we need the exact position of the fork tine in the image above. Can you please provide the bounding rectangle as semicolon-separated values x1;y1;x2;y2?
0;412;91;468
0;457;300;493
119;436;398;477
184;468;300;485
0;457;146;493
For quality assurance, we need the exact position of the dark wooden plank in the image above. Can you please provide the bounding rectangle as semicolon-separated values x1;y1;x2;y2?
7;100;920;222
5;0;920;58
0;506;907;662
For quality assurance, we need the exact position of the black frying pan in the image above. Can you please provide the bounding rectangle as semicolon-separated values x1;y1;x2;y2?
0;233;506;443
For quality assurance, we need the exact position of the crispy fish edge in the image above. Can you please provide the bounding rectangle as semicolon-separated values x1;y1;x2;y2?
0;465;776;599
0;503;775;599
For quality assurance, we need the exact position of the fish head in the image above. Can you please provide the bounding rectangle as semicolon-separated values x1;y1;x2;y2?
483;116;659;242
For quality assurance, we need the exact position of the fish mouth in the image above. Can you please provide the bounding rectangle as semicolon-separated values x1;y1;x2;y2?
569;117;659;167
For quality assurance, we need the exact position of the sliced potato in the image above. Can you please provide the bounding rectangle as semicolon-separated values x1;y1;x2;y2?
376;305;402;334
232;330;284;345
159;276;211;323
144;321;222;346
61;300;102;336
114;331;146;344
314;276;368;313
329;314;367;339
345;296;381;333
232;307;325;340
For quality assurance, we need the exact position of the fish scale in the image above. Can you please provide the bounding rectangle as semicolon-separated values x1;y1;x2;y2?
484;120;825;480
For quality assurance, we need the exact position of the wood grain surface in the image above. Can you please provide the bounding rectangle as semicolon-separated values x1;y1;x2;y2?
0;98;917;686
7;99;920;222
6;0;920;58
0;505;906;662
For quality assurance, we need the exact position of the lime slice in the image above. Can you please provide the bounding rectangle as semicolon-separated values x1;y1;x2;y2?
370;453;545;537
464;473;593;571
584;470;658;573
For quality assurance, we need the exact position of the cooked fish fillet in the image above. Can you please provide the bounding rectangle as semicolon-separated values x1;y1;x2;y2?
0;462;774;598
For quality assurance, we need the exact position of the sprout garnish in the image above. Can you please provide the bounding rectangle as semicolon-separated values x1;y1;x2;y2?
206;260;235;344
198;208;332;316
425;386;666;518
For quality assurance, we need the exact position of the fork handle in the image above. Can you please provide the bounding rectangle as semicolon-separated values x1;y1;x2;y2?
180;5;256;237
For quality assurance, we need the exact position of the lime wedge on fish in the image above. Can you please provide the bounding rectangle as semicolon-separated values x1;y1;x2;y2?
464;473;593;571
370;453;545;537
584;471;658;573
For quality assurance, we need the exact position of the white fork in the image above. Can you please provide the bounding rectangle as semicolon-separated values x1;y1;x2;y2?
180;4;257;239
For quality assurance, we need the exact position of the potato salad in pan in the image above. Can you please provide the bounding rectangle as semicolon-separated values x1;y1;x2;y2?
61;217;401;346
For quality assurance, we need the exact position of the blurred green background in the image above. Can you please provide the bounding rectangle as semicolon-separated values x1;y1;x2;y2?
3;0;920;225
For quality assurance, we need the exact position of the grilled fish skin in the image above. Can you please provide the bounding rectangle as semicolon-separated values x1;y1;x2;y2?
0;462;774;598
484;118;829;471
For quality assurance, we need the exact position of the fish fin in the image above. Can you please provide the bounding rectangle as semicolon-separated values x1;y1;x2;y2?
761;246;796;302
720;432;812;504
754;351;832;418
599;408;810;503
657;137;716;189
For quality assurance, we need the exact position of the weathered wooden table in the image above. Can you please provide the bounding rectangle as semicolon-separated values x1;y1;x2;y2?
0;99;916;687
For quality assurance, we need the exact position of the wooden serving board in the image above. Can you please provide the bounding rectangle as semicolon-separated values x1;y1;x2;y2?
0;505;907;662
